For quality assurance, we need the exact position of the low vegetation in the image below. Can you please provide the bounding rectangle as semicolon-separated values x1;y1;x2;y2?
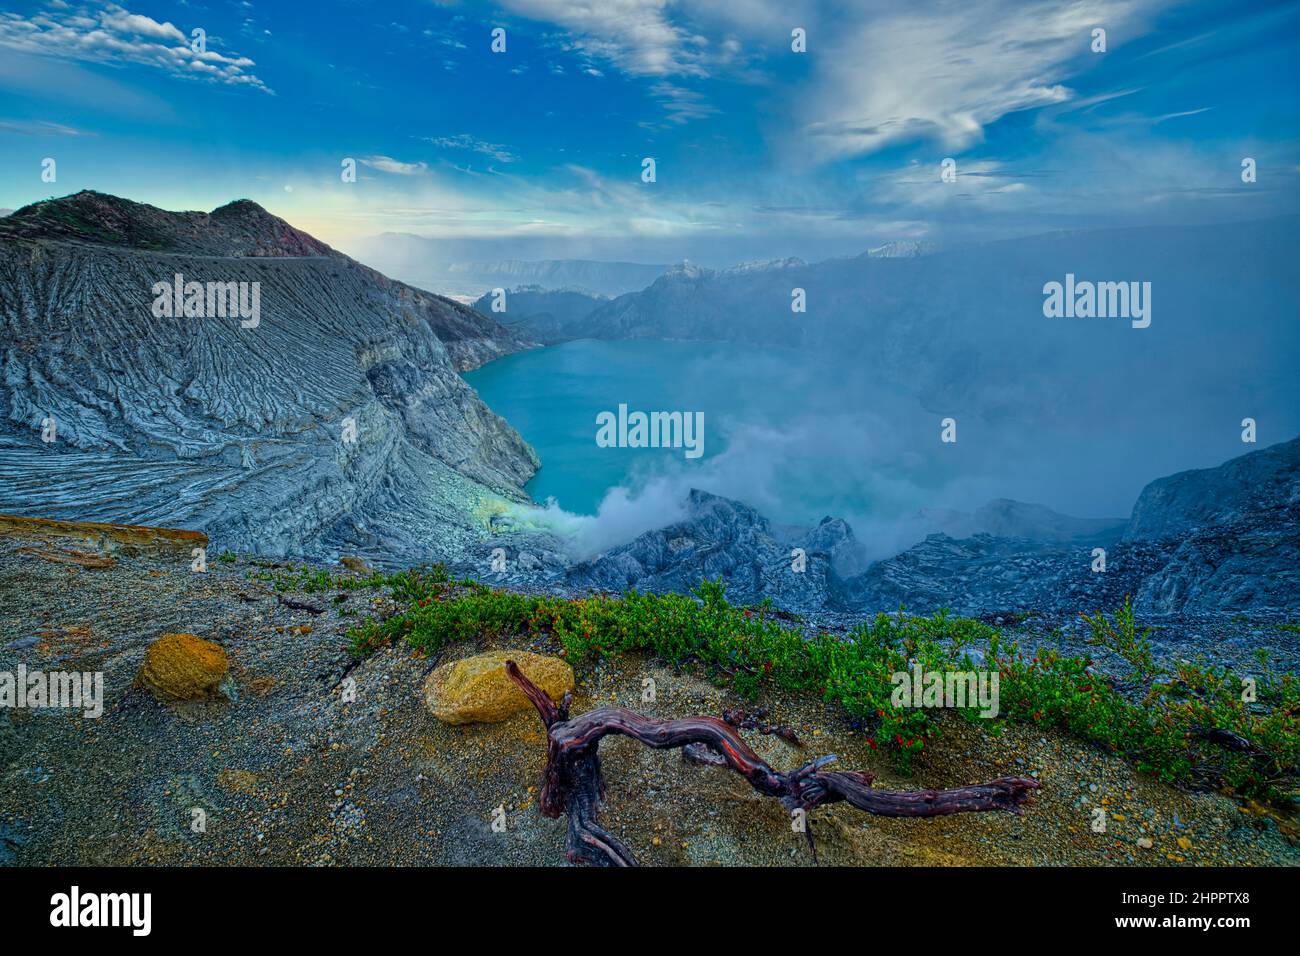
329;566;1297;805
245;561;410;594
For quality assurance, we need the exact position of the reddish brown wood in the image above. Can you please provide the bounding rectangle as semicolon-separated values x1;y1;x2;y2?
722;707;802;746
506;659;1039;866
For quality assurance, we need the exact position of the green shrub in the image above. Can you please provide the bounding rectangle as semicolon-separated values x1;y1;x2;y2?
346;575;1299;803
246;561;448;594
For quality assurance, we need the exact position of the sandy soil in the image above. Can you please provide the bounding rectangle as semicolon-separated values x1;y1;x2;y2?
1;534;1295;867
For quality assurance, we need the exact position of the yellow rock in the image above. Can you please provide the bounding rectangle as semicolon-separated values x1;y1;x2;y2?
423;650;573;725
135;632;229;702
339;555;374;575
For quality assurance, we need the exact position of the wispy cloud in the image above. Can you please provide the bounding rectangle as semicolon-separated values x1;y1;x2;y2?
648;82;718;124
421;134;519;163
501;0;708;77
501;0;1173;150
0;2;272;93
0;118;93;135
801;0;1166;160
1153;107;1212;124
359;155;429;175
502;1;753;126
871;158;1033;210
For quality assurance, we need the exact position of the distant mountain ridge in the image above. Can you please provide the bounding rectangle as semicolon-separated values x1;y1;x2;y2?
865;239;936;258
445;258;666;296
509;217;1300;435
470;285;607;342
341;232;668;298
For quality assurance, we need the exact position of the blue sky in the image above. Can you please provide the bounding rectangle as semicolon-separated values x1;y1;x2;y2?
1;0;1297;264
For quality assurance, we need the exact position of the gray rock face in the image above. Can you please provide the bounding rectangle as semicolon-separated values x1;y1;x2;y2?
561;490;1129;617
0;191;539;567
559;438;1299;620
562;490;848;609
856;439;1299;617
1122;438;1300;616
470;285;608;343
1133;518;1299;617
838;534;1168;617
916;499;1125;544
866;437;1298;618
1124;436;1300;541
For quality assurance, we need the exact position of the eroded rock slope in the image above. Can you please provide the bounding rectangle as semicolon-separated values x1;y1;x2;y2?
0;191;538;566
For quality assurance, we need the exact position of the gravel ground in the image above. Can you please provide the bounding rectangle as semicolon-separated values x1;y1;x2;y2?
1;535;1295;867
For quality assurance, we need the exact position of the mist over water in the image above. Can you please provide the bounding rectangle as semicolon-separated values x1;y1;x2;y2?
465;334;1300;560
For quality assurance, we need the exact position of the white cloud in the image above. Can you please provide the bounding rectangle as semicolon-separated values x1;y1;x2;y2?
0;2;271;93
649;82;718;124
801;0;1166;160
500;0;1169;150
870;158;1033;210
500;0;706;77
359;155;429;175
299;162;746;245
0;118;92;135
499;1;731;125
98;7;185;42
422;134;519;163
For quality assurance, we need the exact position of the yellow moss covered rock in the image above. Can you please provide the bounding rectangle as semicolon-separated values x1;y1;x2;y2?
339;555;374;575
135;632;229;702
423;650;573;725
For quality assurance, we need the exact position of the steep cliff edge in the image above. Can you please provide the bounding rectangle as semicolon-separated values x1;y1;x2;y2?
840;438;1297;617
1123;436;1300;616
0;191;539;565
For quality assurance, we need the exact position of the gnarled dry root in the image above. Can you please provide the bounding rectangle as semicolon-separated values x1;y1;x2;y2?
506;659;1039;866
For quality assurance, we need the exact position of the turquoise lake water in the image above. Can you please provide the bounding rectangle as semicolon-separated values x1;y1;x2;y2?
465;339;1020;547
463;337;1290;557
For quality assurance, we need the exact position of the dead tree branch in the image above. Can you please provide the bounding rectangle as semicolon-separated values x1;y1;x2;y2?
505;660;1039;866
